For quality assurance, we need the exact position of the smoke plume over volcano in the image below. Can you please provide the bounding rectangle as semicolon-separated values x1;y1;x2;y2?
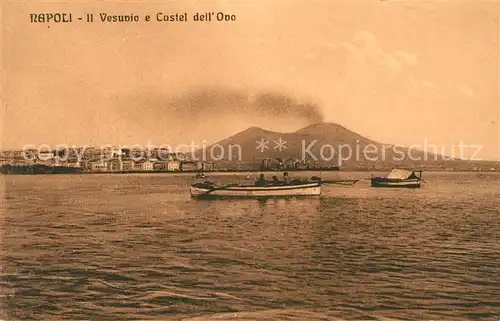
114;87;325;145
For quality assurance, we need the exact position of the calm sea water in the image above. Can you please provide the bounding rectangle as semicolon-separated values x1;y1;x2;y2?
1;172;499;320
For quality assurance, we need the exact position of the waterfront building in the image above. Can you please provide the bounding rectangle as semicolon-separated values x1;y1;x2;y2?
107;159;123;172
180;161;197;171
141;160;155;171
91;161;108;172
167;160;181;171
122;160;135;171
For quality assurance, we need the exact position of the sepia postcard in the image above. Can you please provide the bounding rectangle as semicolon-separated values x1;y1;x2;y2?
1;0;499;320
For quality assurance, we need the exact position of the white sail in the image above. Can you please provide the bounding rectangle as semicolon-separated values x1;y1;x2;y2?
387;169;413;180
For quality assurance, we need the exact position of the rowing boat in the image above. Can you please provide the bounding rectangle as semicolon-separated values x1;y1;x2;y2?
190;181;321;198
370;169;423;188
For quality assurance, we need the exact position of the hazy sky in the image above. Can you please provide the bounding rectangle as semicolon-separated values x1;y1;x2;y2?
3;0;499;160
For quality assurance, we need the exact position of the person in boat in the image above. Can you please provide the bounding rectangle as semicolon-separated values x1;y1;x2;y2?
283;172;290;184
270;175;280;185
283;172;306;185
255;173;267;186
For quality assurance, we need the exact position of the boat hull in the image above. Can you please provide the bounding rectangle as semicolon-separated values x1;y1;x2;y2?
190;183;321;198
370;178;421;188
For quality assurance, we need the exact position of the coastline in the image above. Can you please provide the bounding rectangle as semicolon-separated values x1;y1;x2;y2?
0;168;340;175
1;168;498;175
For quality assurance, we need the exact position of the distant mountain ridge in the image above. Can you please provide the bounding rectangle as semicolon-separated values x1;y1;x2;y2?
196;123;500;171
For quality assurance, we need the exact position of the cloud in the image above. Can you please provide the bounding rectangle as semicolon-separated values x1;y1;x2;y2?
350;31;383;61
323;30;475;100
307;30;490;157
336;31;415;79
454;84;475;98
395;50;418;68
420;81;435;88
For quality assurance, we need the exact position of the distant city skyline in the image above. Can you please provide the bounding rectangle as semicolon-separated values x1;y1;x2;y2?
3;0;499;160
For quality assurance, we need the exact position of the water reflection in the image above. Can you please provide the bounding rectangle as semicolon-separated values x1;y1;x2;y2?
2;173;500;320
